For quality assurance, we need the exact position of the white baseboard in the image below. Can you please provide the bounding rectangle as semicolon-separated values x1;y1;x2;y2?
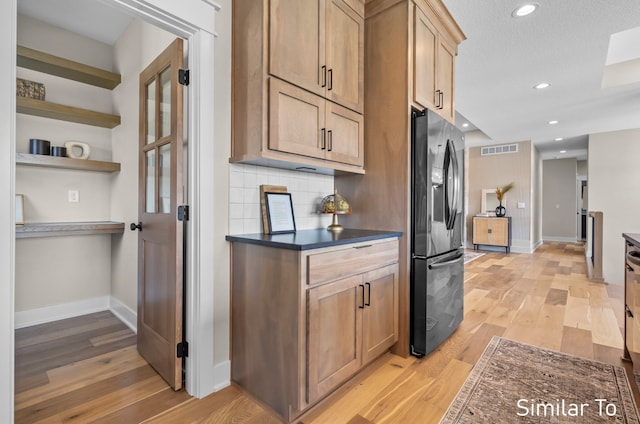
15;296;110;329
543;236;579;243
109;296;137;334
213;360;231;392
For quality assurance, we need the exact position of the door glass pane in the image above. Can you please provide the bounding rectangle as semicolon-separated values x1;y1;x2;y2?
146;79;156;144
159;143;171;214
160;67;171;138
146;149;156;213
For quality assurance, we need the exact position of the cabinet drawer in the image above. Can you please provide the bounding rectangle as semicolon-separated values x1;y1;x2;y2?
307;240;398;285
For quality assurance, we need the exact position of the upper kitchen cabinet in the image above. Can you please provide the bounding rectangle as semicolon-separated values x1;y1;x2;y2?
413;2;458;123
270;0;364;113
232;0;365;175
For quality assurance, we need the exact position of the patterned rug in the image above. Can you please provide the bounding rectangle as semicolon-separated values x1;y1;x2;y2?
441;336;640;423
463;251;485;264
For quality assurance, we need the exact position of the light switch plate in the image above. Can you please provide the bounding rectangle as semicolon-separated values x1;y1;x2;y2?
68;189;79;203
517;202;525;209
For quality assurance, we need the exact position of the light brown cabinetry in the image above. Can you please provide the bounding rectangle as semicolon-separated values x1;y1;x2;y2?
269;79;363;166
623;235;640;370
307;263;398;403
413;3;457;122
472;216;511;253
228;235;399;421
335;0;464;357
232;0;365;174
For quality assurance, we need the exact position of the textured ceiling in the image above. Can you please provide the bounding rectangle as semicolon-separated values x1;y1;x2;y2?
443;0;640;159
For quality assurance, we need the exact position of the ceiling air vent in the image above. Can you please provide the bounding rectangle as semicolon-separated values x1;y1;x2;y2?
481;144;518;156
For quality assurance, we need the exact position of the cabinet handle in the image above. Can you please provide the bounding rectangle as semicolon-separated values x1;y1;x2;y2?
321;128;326;150
130;222;142;231
328;68;333;91
365;282;371;306
359;284;365;309
627;306;634;318
321;65;327;88
439;91;444;110
435;90;441;108
354;244;372;249
328;130;333;152
487;229;492;234
627;264;634;272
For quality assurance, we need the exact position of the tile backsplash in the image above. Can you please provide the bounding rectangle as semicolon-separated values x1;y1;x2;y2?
229;163;334;234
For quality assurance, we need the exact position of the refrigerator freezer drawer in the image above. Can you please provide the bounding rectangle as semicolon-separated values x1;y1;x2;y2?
411;249;464;357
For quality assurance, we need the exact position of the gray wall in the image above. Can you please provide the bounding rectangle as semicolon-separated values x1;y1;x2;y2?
467;140;533;252
542;158;578;240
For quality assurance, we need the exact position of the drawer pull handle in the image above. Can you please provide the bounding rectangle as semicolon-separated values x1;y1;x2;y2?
365;282;371;306
359;284;365;309
354;245;373;249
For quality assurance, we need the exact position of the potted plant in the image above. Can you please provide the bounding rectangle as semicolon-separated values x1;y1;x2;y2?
495;182;514;217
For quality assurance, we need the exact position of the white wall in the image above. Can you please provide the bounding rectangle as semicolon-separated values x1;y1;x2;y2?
110;18;175;319
15;15;116;317
589;128;640;284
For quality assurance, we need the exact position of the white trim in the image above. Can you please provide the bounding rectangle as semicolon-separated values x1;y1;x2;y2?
109;296;137;333
542;236;579;243
213;360;231;391
14;296;110;329
1;1;16;422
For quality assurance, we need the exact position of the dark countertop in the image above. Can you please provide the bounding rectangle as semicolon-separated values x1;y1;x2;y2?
225;228;403;251
623;233;640;247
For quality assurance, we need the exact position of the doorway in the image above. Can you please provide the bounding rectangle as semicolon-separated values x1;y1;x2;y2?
577;178;588;241
5;1;224;420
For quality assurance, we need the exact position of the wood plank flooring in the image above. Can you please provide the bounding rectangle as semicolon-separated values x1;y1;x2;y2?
15;242;640;423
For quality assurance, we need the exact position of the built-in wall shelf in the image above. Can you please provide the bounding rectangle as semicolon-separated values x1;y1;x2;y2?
16;97;121;129
17;45;121;89
16;221;125;239
16;153;121;172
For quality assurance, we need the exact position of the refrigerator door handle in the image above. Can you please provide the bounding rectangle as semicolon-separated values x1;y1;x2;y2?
428;253;464;269
449;138;461;227
412;254;428;260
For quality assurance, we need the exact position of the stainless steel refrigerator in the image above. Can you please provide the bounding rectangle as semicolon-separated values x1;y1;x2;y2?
410;108;464;357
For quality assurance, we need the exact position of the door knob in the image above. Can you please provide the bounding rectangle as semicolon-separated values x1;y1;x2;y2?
130;222;142;231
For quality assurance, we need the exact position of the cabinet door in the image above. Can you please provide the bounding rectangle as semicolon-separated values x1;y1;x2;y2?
308;274;363;403
269;0;325;97
472;218;489;245
490;219;509;246
362;264;398;364
326;0;364;112
269;78;325;159
413;5;437;111
437;40;456;122
325;101;364;166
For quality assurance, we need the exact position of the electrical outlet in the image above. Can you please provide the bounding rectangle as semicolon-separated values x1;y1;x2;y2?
68;190;79;203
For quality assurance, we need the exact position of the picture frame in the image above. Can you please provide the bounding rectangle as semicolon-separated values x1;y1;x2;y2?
15;194;24;225
260;184;288;234
264;192;296;234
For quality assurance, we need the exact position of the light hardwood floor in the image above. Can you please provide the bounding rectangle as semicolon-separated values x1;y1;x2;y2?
15;242;639;423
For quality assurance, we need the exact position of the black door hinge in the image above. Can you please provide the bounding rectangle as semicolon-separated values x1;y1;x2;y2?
177;341;189;358
178;69;189;86
178;205;189;221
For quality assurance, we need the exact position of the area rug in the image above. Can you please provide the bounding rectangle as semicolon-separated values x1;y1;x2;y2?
463;251;485;264
440;336;640;423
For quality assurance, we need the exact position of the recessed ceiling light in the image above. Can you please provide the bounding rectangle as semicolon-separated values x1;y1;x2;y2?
560;150;567;153
512;3;538;18
555;137;563;141
462;123;469;128
548;120;559;125
534;82;550;89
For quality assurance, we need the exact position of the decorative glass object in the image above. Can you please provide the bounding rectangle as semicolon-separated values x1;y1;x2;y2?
320;189;352;232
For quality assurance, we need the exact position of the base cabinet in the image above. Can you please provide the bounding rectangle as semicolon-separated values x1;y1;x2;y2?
230;237;399;422
624;236;640;370
472;216;511;253
308;264;398;403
